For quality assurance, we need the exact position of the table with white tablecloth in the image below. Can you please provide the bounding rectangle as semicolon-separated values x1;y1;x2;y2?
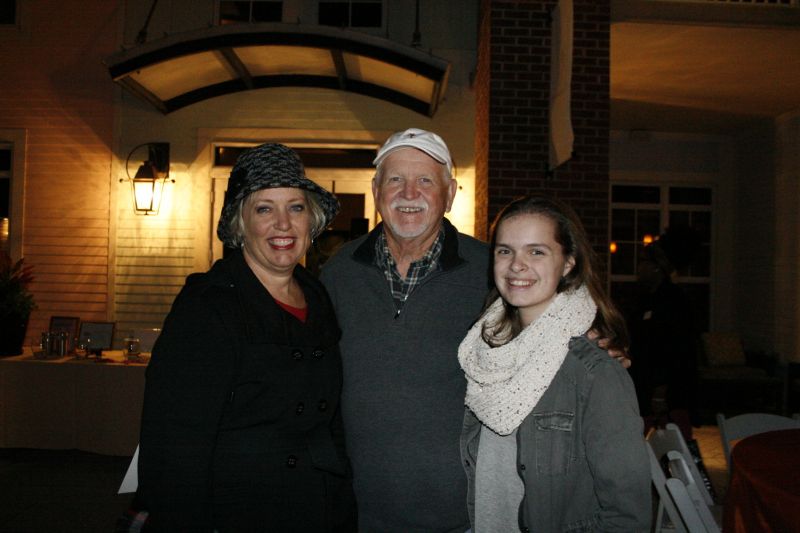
0;350;146;456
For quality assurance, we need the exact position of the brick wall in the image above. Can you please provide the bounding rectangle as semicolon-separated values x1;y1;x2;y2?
474;0;492;240
478;0;611;269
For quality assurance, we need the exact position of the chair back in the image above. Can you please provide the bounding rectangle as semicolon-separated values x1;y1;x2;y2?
647;424;715;506
666;451;720;533
664;478;714;533
716;412;800;471
647;443;687;533
701;332;747;367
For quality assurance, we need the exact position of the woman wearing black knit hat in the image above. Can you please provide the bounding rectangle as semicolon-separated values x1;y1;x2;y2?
138;143;356;532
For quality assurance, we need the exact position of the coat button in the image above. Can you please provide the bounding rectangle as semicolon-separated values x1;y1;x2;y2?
521;527;529;533
312;348;324;359
291;349;303;360
465;459;470;467
520;464;526;471
295;402;305;415
317;400;328;412
286;455;297;468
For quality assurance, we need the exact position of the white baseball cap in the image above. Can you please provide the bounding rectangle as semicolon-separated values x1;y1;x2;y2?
373;128;453;175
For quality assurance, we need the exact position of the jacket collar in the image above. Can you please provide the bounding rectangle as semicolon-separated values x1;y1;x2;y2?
352;218;465;271
203;247;317;290
202;248;245;287
202;249;338;346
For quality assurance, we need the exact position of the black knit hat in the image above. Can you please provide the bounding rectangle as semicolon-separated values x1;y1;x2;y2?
216;143;339;247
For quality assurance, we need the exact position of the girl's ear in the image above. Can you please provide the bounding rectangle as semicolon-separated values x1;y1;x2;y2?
563;256;576;277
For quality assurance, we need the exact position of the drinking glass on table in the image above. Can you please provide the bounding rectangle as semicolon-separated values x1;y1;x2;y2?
75;336;91;358
124;337;142;361
31;332;50;358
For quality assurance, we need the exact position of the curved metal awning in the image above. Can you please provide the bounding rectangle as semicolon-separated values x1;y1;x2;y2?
104;23;450;116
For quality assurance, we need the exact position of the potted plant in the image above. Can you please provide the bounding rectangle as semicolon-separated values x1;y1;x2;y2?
0;251;36;356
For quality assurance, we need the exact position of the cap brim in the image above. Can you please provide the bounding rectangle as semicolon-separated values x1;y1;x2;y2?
373;144;448;167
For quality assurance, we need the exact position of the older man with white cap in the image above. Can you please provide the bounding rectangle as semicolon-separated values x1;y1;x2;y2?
320;128;489;532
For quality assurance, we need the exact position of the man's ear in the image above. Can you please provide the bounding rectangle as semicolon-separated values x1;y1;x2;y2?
445;178;458;213
371;175;379;201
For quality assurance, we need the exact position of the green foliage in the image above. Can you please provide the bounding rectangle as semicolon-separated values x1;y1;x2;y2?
0;251;36;319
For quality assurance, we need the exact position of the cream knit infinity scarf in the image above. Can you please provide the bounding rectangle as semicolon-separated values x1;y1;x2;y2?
459;284;597;436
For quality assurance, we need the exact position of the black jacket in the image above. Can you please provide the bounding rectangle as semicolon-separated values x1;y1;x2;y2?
139;250;355;532
629;279;698;414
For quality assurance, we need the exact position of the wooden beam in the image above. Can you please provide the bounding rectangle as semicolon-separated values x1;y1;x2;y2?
216;47;254;90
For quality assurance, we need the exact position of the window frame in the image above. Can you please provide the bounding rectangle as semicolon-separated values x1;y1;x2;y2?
608;181;715;331
216;0;285;24
0;129;26;261
0;0;17;26
214;1;387;33
609;182;713;285
0;0;30;40
318;0;385;30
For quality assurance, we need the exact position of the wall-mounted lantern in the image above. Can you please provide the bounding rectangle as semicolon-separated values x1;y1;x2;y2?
124;143;172;215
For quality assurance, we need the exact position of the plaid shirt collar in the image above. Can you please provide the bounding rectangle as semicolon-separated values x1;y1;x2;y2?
375;225;444;314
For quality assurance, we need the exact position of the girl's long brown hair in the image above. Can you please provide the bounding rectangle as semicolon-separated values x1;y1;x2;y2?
482;195;629;351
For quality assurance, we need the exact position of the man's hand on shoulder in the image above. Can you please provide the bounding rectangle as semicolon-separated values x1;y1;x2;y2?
586;329;632;369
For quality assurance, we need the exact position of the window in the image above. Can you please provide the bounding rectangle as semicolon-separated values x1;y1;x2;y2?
213;145;375;168
318;1;382;28
0;132;24;259
0;144;10;253
0;1;16;25
609;183;713;331
219;1;283;24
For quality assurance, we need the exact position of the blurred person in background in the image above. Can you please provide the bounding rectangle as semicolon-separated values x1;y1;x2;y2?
628;231;700;441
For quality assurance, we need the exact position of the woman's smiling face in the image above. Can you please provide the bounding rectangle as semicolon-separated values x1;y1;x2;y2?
241;187;312;278
493;213;575;326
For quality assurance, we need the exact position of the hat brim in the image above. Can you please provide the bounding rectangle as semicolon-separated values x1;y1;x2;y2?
373;144;449;168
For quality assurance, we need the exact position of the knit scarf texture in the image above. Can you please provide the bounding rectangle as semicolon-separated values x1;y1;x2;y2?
459;285;597;436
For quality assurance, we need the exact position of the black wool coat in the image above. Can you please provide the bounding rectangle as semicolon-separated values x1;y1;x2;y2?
139;250;355;532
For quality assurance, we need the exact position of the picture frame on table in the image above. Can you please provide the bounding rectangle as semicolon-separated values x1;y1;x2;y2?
49;316;80;353
77;321;115;355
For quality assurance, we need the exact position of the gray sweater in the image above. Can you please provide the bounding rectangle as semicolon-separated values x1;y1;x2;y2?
320;219;490;533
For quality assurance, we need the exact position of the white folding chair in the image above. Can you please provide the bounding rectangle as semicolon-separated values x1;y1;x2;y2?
666;451;720;533
664;478;712;533
716;412;800;472
647;443;686;533
647;424;715;506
